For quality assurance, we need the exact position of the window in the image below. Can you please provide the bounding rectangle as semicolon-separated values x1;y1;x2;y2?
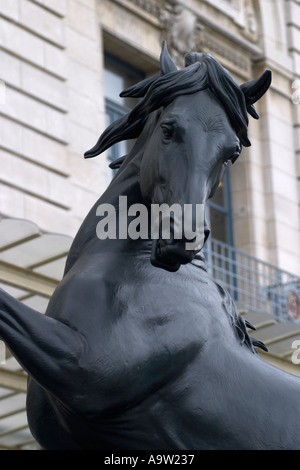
204;167;236;297
104;54;144;180
206;166;233;246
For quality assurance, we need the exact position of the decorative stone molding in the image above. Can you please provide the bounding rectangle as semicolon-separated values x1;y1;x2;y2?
126;0;161;18
160;2;204;67
123;0;258;72
240;0;259;43
160;1;250;72
199;32;250;73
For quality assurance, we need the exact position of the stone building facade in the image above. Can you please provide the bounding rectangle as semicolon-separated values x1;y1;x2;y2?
1;0;300;276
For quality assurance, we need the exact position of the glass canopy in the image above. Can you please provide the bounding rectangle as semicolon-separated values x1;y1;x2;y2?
0;218;72;450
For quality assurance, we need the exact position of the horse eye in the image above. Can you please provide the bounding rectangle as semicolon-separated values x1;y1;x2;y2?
161;123;174;140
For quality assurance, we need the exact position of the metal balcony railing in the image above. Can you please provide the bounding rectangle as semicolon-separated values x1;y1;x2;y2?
204;239;300;324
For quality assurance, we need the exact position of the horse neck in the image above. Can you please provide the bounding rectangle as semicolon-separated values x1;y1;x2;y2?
98;107;160;206
103;156;143;206
64;124;153;274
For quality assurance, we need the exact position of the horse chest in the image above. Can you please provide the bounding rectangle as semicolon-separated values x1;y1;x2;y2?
55;257;227;351
45;257;231;414
98;269;226;385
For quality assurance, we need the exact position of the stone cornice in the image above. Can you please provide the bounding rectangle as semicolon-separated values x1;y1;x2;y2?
113;0;263;57
110;0;161;27
116;0;264;78
109;0;268;78
174;0;263;57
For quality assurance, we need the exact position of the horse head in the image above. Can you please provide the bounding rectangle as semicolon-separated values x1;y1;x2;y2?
85;42;271;272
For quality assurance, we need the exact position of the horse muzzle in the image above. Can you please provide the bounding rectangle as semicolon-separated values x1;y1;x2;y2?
149;206;210;272
151;238;196;272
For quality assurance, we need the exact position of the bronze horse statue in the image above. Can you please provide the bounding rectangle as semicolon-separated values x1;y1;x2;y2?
1;42;299;450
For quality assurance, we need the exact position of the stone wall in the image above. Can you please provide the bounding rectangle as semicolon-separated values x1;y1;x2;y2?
0;0;106;237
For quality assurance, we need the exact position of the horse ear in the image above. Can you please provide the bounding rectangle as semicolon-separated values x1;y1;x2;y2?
160;40;177;75
240;70;272;119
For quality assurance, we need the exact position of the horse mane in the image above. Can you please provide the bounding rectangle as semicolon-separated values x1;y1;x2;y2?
217;281;268;354
84;43;251;161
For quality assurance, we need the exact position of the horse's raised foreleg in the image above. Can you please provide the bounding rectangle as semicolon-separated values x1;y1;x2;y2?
0;288;85;408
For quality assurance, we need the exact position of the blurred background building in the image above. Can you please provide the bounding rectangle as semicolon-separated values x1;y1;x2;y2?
0;0;300;449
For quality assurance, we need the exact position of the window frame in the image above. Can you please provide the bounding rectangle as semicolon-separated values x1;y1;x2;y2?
104;53;145;179
206;166;234;247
